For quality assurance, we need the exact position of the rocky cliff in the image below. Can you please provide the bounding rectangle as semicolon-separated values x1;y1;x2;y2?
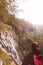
0;23;22;65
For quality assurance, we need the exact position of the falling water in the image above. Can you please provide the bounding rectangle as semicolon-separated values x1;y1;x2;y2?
0;31;22;65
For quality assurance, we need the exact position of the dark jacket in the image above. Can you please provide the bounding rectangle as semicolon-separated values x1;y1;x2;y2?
22;53;34;65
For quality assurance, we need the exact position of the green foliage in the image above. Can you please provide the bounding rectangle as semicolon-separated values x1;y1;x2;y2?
0;0;16;24
0;48;12;65
25;34;35;42
34;33;43;43
3;60;11;65
0;0;6;8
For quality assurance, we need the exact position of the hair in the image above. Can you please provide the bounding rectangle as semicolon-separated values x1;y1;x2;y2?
31;42;41;55
32;42;39;48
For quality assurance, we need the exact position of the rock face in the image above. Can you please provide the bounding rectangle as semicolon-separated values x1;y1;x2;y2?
0;23;22;65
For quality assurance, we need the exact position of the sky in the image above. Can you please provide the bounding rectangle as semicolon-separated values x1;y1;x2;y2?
16;0;43;25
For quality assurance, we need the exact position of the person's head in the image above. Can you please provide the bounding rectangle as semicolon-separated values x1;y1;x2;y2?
31;42;41;55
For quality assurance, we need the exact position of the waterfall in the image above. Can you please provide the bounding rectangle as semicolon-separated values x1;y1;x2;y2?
0;31;22;65
7;32;20;60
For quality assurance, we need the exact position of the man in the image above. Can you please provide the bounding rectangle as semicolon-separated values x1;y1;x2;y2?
22;42;43;65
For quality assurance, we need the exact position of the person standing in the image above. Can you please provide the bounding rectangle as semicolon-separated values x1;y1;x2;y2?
22;42;43;65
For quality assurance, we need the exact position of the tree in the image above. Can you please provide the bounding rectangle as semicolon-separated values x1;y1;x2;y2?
0;0;17;23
